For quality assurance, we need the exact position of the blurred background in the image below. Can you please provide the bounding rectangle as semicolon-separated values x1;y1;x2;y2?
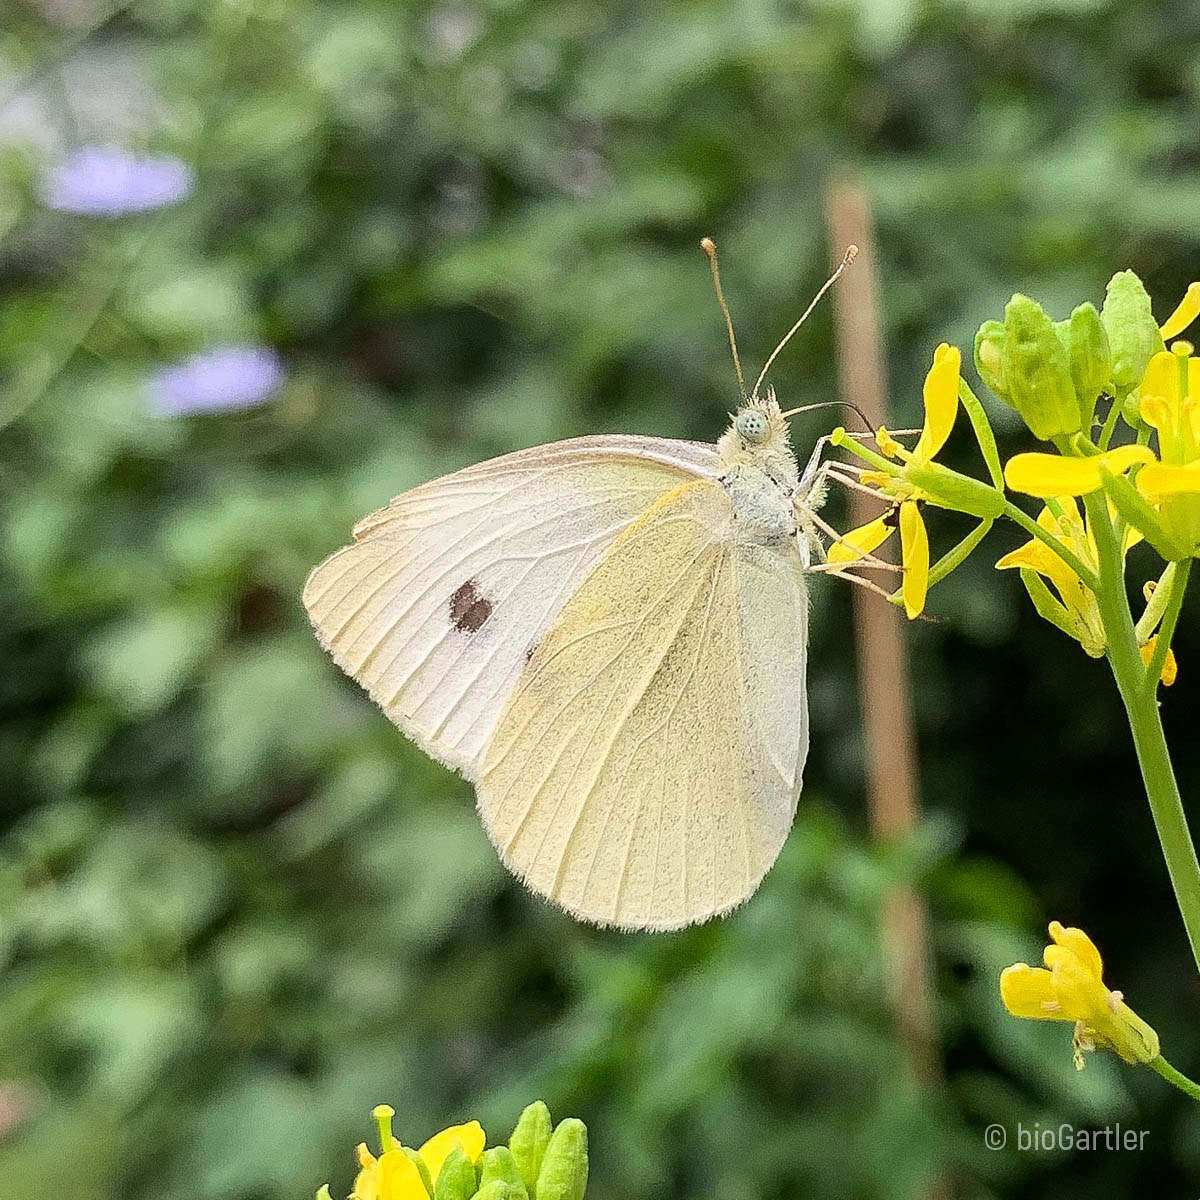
3;1;1200;1197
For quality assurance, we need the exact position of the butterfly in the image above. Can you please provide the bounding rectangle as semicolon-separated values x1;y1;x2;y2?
304;241;883;930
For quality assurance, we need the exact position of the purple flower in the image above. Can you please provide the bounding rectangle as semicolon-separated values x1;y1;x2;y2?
148;345;286;416
42;145;193;216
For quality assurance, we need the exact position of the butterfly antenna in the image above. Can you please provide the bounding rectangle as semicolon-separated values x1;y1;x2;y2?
779;399;874;431
700;237;746;398
752;244;858;398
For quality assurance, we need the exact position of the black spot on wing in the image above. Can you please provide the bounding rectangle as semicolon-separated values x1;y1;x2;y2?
450;579;493;633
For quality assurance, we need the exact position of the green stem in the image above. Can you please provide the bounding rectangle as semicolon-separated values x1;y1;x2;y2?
1097;395;1122;451
1149;1056;1200;1102
1083;492;1200;975
927;517;993;588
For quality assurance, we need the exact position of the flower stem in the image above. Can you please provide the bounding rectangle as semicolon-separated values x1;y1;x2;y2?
1084;493;1200;975
1149;1056;1200;1102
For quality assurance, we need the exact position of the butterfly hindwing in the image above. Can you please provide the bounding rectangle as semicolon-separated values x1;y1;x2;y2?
303;436;719;777
477;477;809;930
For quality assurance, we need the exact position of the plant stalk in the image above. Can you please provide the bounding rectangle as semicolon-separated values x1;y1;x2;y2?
1083;493;1200;975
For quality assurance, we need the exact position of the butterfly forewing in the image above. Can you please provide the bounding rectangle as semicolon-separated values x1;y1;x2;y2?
303;436;719;777
477;478;809;930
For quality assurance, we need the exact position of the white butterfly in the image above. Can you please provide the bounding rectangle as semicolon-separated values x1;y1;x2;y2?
304;243;879;930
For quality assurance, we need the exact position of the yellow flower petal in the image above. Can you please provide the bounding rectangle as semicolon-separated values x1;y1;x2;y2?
995;534;1083;604
914;343;961;463
353;1160;380;1200
898;499;928;618
827;514;894;565
1000;964;1064;1020
419;1122;486;1182
1046;921;1104;983
995;540;1057;574
1004;444;1155;498
1132;350;1180;432
1140;636;1178;685
377;1150;429;1200
1136;460;1200;500
1160;281;1200;340
1045;956;1105;1023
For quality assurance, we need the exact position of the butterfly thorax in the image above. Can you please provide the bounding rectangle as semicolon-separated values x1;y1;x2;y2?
716;390;800;547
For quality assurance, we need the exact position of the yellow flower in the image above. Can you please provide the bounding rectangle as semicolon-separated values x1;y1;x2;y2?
829;342;961;617
995;498;1141;657
1000;921;1160;1070
323;1105;487;1200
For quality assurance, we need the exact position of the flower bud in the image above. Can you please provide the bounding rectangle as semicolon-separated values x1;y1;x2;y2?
508;1102;552;1198
973;319;1008;399
435;1147;479;1200
534;1120;588;1200
474;1183;514;1200
999;294;1081;439
1066;302;1111;427
1101;270;1165;395
480;1147;530;1200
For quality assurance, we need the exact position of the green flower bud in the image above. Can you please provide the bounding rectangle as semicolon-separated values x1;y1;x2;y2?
1101;270;1165;395
1066;302;1111;428
999;294;1081;440
479;1148;530;1200
473;1183;514;1200
435;1147;480;1200
316;1187;333;1200
508;1102;552;1199
973;319;1008;399
534;1120;587;1200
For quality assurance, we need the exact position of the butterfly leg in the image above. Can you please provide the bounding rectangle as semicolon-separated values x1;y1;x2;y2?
793;487;899;572
802;508;902;574
806;563;902;605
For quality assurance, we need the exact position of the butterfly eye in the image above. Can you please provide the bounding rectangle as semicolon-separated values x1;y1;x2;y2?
736;409;769;443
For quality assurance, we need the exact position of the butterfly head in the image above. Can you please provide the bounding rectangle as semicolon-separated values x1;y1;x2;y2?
718;388;797;478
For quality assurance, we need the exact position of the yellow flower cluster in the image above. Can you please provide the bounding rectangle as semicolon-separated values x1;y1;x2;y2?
320;1107;486;1200
318;1101;588;1200
829;278;1199;677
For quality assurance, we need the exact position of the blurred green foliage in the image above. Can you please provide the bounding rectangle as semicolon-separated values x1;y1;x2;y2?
3;0;1200;1197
